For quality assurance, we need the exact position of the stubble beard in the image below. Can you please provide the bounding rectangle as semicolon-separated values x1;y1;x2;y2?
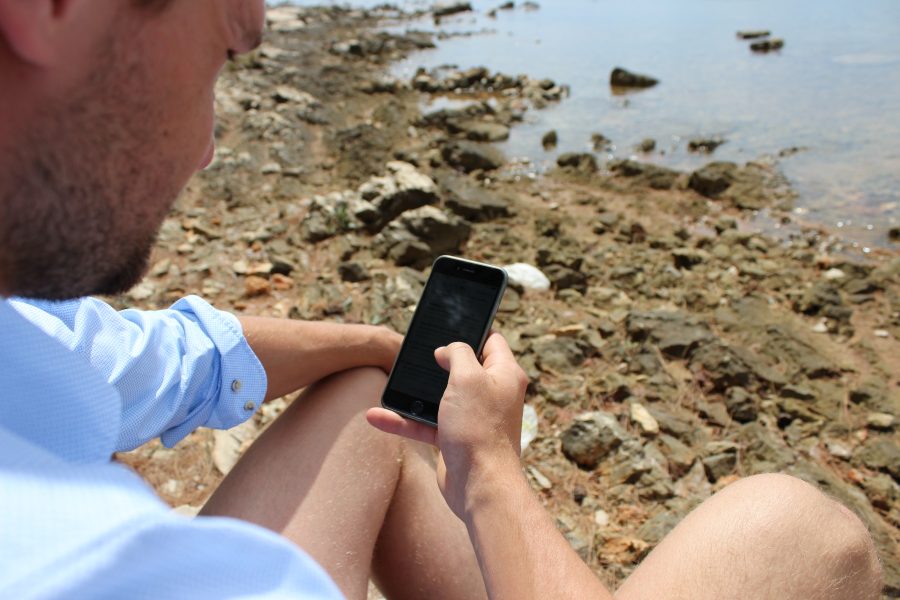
0;25;181;300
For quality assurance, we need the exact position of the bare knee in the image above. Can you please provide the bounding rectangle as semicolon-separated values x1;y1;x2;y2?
721;474;882;599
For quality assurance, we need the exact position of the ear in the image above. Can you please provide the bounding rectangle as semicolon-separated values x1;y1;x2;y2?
0;0;79;66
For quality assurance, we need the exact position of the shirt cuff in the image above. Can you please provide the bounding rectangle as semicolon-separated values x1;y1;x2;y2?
161;296;267;447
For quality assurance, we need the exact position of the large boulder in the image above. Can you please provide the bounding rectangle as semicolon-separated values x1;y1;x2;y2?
442;141;505;173
374;206;472;269
356;161;439;231
688;162;739;198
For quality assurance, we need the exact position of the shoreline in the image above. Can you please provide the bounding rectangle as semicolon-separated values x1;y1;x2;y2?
117;6;900;595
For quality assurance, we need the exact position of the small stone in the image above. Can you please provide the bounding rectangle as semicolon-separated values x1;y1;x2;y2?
271;274;294;290
811;319;829;333
637;138;656;153
630;403;659;435
260;162;282;175
339;261;371;282
594;509;610;527
561;411;628;470
244;275;271;297
823;268;845;280
541;130;558;149
825;440;853;460
610;67;658;88
873;329;890;338
528;466;552;490
867;412;895;430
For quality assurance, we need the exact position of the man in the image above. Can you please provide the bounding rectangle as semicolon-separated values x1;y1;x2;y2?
0;1;883;598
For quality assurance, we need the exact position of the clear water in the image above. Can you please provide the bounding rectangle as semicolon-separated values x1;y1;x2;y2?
285;0;900;248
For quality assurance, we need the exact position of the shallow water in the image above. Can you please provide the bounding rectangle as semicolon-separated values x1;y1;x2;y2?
287;0;900;248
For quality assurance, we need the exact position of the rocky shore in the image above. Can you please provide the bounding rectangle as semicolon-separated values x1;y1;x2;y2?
115;5;899;596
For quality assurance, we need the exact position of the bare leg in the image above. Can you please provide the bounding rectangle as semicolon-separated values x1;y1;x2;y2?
200;367;485;600
615;473;883;600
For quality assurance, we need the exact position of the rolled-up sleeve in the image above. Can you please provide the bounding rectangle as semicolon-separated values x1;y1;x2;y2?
9;296;267;451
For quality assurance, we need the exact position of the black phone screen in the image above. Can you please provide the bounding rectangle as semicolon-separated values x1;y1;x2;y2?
383;258;506;424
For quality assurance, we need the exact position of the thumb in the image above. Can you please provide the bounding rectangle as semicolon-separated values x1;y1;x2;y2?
434;341;481;373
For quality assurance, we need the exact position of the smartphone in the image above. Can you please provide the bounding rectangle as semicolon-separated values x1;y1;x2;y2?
382;255;508;426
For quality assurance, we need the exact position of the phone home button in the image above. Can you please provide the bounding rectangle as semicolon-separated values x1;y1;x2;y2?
411;400;424;416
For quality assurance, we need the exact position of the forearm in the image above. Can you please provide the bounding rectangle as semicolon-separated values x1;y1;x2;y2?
464;454;613;600
238;316;399;402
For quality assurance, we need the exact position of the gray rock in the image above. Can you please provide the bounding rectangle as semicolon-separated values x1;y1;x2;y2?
690;340;787;391
672;247;711;270
687;138;725;153
608;159;679;190
433;1;472;17
737;30;771;39
338;261;370;282
610;67;659;88
357;161;439;231
626;311;715;358
454;120;510;142
737;421;795;473
750;38;784;52
702;451;737;482
637;138;656;152
440;175;512;221
688;162;738;198
533;336;586;371
441;141;505;173
556;152;598;173
561;412;628;469
725;387;757;422
544;264;588;293
854;437;900;481
657;434;696;478
541;130;558;149
375;206;472;269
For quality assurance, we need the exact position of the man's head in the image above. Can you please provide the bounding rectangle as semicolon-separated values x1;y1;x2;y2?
0;0;264;299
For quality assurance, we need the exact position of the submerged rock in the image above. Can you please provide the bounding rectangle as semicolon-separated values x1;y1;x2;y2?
750;38;785;52
610;67;659;88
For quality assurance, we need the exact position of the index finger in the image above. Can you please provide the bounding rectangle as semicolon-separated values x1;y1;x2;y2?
480;331;518;371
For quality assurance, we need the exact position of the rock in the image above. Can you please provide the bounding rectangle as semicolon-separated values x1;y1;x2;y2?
725;387;757;422
212;419;258;476
630;403;660;436
610;67;659;88
608;159;680;190
750;38;784;52
358;161;440;231
859;473;899;510
626;311;715;358
867;412;895;430
657;434;695;477
688;162;738;198
637;510;682;545
672;247;710;269
440;175;512;221
533;336;586;371
455;120;511;142
442;141;505;173
375;206;472;270
433;1;472;18
855;438;900;480
544;264;588;293
338;261;370;282
687;138;725;153
541;130;558;149
556;152;598;173
738;421;795;473
637;138;656;152
737;30;771;39
889;226;900;241
560;411;628;469
690;341;786;391
244;276;271;297
591;133;611;151
701;443;738;482
504;263;551;291
594;509;610;527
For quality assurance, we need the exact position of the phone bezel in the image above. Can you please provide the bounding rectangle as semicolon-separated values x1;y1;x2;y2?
381;255;508;427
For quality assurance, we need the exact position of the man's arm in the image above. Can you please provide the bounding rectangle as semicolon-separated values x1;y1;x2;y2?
367;335;613;599
238;316;401;402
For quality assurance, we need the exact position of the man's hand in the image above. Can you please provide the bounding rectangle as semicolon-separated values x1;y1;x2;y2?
366;332;528;517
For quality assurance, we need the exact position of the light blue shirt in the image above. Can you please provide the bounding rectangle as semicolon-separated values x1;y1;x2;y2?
0;296;343;599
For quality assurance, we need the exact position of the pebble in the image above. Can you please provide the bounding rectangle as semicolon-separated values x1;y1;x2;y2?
504;263;551;291
823;268;845;280
826;440;853;459
873;329;889;338
630;403;660;435
867;412;895;430
594;509;610;527
811;319;829;333
528;466;552;490
521;404;539;449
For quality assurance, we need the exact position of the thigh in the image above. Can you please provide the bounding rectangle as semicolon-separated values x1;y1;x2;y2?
201;367;402;600
614;474;882;600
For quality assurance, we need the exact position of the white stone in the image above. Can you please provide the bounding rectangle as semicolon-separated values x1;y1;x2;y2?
504;263;551;291
521;404;539;450
212;419;259;476
811;319;829;333
593;509;610;527
823;268;846;280
630;403;659;435
874;329;890;338
527;466;552;490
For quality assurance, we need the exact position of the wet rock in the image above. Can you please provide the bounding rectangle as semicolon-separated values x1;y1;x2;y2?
561;411;628;469
591;133;612;151
688;161;738;198
454;120;511;142
433;1;473;18
338;261;370;282
626;311;715;358
374;206;472;269
556;152;598;173
737;30;771;39
637;138;656;153
440;174;513;221
725;386;757;422
542;130;558;149
608;159;680;190
750;38;784;52
687;138;725;153
610;67;659;88
442;141;505;173
855;438;900;480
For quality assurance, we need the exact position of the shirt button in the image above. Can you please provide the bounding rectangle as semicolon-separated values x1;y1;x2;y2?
231;379;242;393
244;401;256;412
